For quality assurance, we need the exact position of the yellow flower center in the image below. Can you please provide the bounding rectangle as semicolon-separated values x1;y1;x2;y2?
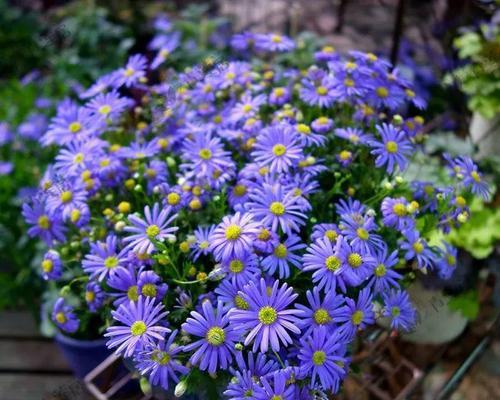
316;86;328;96
130;321;147;336
258;228;271;241
312;350;326;366
233;184;247;197
325;230;338;242
297;124;311;134
146;168;157;178
229;259;244;273
317;117;329;125
348;253;363;268
323;45;335;53
206;326;225;346
274;87;285;97
375;263;386;277
447;255;456;266
42;259;53;272
385;141;398;153
98;105;111;115
152;350;171;365
351;310;364;325
127;285;139;301
471;171;481;183
167;192;180;205
344;78;355;87
234;295;249;310
124;67;135;77
242;104;252;113
339;150;352;161
60;191;73;203
198;148;212;160
69;122;81;133
455;196;466;208
146;224;160;238
269;201;285;216
376;87;388;98
225;72;235;80
274;243;288;259
356;228;369;240
391;306;400;317
413;241;424;254
271;34;282;43
392;203;407;217
104;256;119;269
225;224;242;240
258;306;278;325
70;209;81;223
313;308;331;325
272;144;286;156
55;312;66;324
38;215;50;229
142;283;157;297
85;291;95;303
405;89;415;98
199;240;209;249
345;61;357;70
325;255;341;271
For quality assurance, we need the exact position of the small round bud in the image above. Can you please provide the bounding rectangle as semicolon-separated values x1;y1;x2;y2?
115;221;126;232
347;187;356;196
174;381;187;397
167;236;177;244
166;156;176;167
117;202;131;214
366;209;376;217
395;176;404;184
234;343;244;351
134;184;143;192
384;182;393;190
179;241;190;253
392;115;403;125
457;212;469;223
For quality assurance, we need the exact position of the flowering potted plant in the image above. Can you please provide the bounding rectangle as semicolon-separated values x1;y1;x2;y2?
23;18;490;398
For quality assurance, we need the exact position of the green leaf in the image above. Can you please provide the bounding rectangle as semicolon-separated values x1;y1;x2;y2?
448;291;479;320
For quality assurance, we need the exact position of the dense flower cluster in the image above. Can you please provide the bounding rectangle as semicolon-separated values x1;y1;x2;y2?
24;16;489;398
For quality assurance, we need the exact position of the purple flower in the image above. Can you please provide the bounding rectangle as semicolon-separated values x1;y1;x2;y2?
367;247;402;294
261;234;305;279
108;266;141;306
311;223;340;243
181;132;234;180
46;181;88;221
252;124;303;174
85;281;106;312
453;156;490;199
209;212;260;262
0;161;13;175
337;237;376;286
137;270;168;302
224;370;261;399
182;301;240;374
222;252;260;287
113;54;148;88
80;72;117;99
400;229;435;269
105;296;170;357
298;327;348;391
22;200;66;246
311;116;333;133
369;123;413;173
336;288;375;339
255;371;295;400
82;235;128;281
230;31;256;52
299;75;337;108
191;225;215;261
124;203;178;254
41;250;62;281
382;290;416;332
86;91;132;123
52;298;79;333
134;330;189;390
269;86;291;106
246;182;307;235
341;215;385;253
302;236;347;293
255;33;295;52
335;127;372;145
229;278;302;353
296;287;345;337
381;197;415;231
436;242;457;280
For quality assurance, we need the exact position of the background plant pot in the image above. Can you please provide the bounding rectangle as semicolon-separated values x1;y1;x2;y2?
54;333;111;379
401;281;468;345
470;112;500;159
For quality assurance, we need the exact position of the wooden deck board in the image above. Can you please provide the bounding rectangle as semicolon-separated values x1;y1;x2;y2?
0;311;41;339
0;339;70;372
0;373;89;400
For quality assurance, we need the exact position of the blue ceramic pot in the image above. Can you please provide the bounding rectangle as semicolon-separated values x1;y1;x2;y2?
55;333;111;378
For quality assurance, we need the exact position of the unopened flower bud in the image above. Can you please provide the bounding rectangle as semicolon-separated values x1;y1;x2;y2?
174;381;187;397
134;184;143;192
457;212;469;223
395;176;404;184
115;221;126;232
366;209;376;217
234;343;244;351
166;156;176;167
392;115;403;125
384;182;393;190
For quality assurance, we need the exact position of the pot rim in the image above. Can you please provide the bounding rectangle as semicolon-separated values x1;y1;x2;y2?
55;332;108;348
